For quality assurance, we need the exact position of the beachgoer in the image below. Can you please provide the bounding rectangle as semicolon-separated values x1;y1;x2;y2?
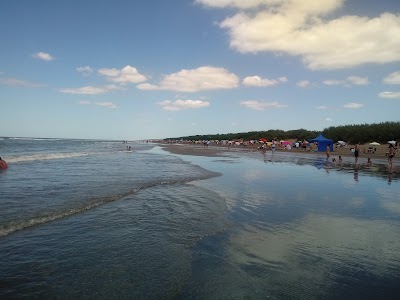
354;143;359;164
388;143;396;169
326;145;331;159
262;143;267;153
271;140;276;152
0;157;8;169
339;155;343;162
367;157;372;165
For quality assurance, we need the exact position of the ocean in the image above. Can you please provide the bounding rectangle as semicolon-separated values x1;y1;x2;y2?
1;138;399;299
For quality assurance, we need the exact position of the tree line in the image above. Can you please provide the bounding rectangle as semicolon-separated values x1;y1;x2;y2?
165;121;400;144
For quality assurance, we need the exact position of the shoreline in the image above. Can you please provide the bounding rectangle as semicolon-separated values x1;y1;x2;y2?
158;143;398;161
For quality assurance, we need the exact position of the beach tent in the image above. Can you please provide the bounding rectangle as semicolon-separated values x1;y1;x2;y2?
308;134;334;152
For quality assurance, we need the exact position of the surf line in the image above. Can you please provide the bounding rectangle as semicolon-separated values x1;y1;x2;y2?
0;188;140;238
0;172;221;238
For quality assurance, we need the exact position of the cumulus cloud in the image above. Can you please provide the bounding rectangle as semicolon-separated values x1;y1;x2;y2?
378;91;400;99
95;102;117;109
323;76;369;86
200;0;400;69
325;117;333;122
195;0;275;9
32;52;54;61
242;75;287;87
158;99;210;111
323;79;344;86
297;80;311;88
316;105;328;110
98;65;147;84
343;102;364;109
78;100;117;108
137;66;239;92
136;83;159;90
240;100;288;110
60;84;123;95
76;66;94;76
0;77;45;88
346;76;369;85
383;71;400;84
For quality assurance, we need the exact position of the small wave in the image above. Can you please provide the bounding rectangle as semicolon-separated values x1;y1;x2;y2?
8;137;60;141
6;152;95;163
0;188;141;238
0;173;221;238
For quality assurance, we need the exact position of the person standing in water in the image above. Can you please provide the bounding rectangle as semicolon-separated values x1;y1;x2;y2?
326;145;331;160
388;143;396;171
354;143;360;164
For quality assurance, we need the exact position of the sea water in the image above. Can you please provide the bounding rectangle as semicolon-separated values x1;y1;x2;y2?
0;138;399;299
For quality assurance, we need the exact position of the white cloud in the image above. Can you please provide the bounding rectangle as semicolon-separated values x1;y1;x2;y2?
32;52;54;61
346;76;369;85
136;83;159;90
0;77;45;88
323;76;369;86
76;66;94;76
240;100;288;110
98;65;147;84
158;99;210;111
379;91;400;99
95;102;117;109
195;0;275;9
316;105;328;110
242;75;287;87
59;84;123;95
325;117;333;122
343;102;364;109
137;66;239;92
79;100;91;105
383;71;400;84
209;0;400;69
323;79;344;86
297;80;310;88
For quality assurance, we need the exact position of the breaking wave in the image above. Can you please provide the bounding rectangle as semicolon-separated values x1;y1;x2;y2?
0;173;221;238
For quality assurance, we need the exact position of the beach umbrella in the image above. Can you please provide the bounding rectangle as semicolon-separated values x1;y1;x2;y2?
369;142;380;146
259;138;267;143
388;140;396;145
337;141;346;144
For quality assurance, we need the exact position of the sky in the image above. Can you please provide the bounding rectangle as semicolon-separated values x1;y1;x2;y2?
1;0;400;140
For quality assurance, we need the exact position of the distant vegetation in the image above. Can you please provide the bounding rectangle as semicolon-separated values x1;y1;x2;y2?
165;121;400;144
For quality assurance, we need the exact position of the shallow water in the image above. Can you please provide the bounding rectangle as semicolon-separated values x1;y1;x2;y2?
168;149;400;299
1;140;399;299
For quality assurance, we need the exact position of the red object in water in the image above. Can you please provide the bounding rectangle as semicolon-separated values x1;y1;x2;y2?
0;160;8;169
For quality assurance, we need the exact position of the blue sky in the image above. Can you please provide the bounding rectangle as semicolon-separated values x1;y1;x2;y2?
1;0;400;140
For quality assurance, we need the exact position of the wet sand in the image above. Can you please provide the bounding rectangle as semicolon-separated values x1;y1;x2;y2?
159;143;398;161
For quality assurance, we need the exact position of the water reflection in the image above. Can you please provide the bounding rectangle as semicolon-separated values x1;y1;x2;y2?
223;213;400;299
185;150;400;299
254;150;399;183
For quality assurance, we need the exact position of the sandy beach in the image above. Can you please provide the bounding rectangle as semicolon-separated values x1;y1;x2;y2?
159;142;398;161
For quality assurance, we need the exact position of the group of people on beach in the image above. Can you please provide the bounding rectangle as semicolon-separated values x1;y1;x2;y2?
325;142;398;171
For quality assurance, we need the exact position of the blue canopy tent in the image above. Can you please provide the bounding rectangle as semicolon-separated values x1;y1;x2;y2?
309;134;334;152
